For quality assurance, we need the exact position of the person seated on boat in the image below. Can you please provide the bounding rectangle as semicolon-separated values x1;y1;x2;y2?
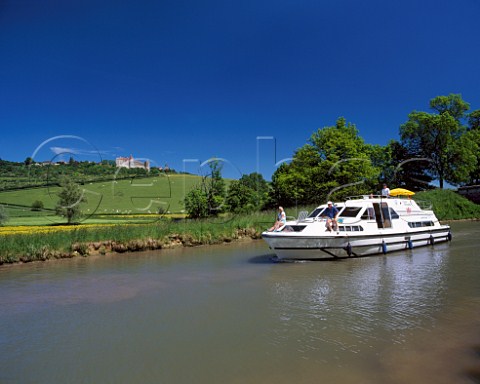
322;201;339;232
268;206;286;232
381;183;390;197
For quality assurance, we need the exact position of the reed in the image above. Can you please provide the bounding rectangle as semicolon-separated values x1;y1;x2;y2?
0;211;274;264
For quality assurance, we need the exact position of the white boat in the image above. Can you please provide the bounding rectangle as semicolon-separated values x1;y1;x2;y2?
262;195;451;260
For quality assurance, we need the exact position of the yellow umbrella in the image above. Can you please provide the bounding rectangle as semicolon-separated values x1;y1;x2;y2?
389;188;415;197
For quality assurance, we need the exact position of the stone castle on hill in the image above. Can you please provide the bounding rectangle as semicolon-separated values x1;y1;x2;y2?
115;155;150;171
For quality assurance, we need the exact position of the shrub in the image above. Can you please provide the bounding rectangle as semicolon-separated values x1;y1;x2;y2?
31;200;44;211
0;205;8;226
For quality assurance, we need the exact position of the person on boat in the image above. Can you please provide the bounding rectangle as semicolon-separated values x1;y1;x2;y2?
268;206;286;232
322;201;339;232
381;183;390;197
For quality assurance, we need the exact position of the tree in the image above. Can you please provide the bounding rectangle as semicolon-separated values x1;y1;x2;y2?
55;179;87;224
468;110;480;131
226;172;270;213
202;159;226;215
31;200;44;211
270;117;380;205
466;109;480;185
385;140;433;191
183;160;227;218
400;94;476;188
184;186;209;218
0;205;8;226
429;94;470;121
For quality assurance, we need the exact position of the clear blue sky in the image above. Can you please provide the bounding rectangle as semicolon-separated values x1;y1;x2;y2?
1;0;479;179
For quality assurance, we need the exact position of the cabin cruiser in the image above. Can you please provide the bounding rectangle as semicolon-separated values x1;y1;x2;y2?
262;194;451;260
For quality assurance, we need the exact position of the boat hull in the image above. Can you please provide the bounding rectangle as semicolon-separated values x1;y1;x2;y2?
262;226;451;260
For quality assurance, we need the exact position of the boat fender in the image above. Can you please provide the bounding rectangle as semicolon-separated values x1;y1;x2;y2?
429;235;434;246
447;232;452;241
382;241;387;254
407;239;413;249
345;242;352;257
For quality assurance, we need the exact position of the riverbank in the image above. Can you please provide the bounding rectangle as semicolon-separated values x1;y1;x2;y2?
0;213;271;265
1;189;479;266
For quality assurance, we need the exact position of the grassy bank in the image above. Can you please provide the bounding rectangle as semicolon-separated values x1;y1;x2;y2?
1;189;479;265
414;189;480;220
0;211;275;265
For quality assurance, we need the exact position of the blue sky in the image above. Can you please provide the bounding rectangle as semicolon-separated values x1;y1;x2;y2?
1;0;479;179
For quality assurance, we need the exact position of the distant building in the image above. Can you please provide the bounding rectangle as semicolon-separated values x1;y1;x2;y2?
115;155;150;171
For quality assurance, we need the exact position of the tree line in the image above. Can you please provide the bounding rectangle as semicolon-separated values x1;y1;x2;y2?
184;94;480;217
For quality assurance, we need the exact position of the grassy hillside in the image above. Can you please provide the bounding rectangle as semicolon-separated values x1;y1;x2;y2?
414;189;480;220
0;174;205;224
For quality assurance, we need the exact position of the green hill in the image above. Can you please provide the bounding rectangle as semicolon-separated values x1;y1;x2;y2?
415;189;480;220
0;174;205;224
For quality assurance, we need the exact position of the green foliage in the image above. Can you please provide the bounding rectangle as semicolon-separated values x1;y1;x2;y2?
400;94;477;188
468;109;480;131
415;189;480;220
385;140;433;191
271;117;380;206
184;186;209;218
429;94;470;121
55;179;87;224
203;159;226;215
0;204;8;225
467;110;480;184
226;173;270;213
31;200;44;211
184;159;226;218
0;212;273;264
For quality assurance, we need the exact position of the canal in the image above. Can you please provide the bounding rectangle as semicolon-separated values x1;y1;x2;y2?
1;221;479;383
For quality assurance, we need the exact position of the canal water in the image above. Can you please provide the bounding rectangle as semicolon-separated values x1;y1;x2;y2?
1;222;479;384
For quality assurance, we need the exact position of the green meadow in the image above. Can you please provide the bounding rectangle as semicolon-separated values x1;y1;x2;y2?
0;173;206;225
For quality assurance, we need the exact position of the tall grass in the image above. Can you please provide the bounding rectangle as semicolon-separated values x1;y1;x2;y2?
0;211;274;264
415;189;480;220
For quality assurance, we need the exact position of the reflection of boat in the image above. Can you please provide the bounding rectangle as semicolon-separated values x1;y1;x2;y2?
262;195;451;260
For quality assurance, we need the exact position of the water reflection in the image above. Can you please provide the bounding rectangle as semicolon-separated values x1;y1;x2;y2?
267;243;452;360
0;223;479;384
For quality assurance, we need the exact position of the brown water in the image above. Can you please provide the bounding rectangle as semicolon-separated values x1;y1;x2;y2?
1;221;479;384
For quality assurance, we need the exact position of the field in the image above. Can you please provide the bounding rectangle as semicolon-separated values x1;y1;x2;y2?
0;174;205;225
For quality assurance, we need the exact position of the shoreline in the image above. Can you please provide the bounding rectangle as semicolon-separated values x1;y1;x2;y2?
0;227;264;267
0;217;478;267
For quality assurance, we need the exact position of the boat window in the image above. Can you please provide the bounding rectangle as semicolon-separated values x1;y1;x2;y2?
282;225;307;232
308;207;325;218
389;208;399;219
361;207;375;220
408;221;434;228
338;225;364;232
340;206;362;217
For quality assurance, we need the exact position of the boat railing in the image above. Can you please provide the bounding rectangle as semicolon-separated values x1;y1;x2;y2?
345;195;385;200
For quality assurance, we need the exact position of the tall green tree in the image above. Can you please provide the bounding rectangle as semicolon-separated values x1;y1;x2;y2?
400;94;476;188
203;159;226;215
55;179;87;224
226;172;270;213
184;159;227;218
271;117;380;205
385;140;433;191
466;109;480;184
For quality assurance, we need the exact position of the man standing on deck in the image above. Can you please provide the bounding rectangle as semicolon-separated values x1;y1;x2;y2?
381;184;390;197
